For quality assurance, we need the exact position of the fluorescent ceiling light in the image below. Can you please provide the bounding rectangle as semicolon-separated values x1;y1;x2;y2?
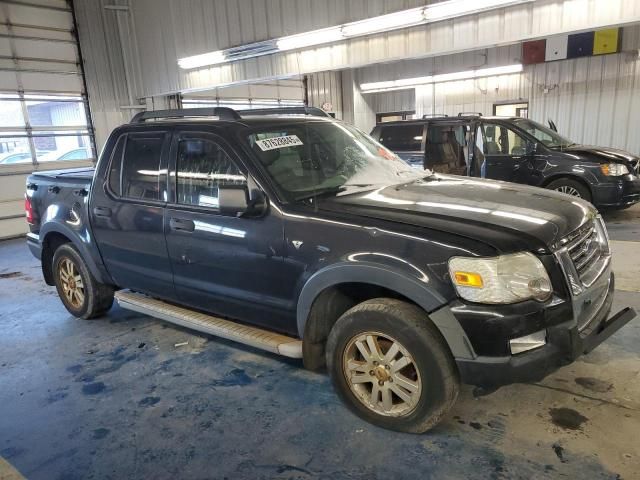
342;8;425;37
178;0;535;69
178;51;226;69
425;0;531;21
276;27;343;51
361;64;523;93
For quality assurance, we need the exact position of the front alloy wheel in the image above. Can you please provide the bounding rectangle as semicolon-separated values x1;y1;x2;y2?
343;332;422;417
326;298;460;433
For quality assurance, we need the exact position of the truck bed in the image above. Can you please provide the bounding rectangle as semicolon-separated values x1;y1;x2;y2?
29;166;96;183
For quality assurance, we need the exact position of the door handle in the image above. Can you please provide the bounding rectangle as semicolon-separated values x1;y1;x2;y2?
93;206;112;218
170;218;195;232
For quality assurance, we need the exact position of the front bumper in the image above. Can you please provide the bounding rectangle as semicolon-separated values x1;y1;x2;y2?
453;273;636;387
591;175;640;209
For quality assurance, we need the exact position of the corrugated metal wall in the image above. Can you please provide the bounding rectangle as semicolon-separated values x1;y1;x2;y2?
356;26;640;154
306;71;344;118
125;0;640;97
73;0;135;149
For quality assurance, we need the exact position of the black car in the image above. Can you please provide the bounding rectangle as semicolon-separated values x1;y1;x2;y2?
25;107;635;433
371;115;640;209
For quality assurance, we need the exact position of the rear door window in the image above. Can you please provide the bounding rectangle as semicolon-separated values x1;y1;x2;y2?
376;124;424;151
121;133;165;201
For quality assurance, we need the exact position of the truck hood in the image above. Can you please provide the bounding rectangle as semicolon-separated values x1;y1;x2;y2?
323;175;596;253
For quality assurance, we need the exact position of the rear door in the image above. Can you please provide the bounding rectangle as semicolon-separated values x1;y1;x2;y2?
164;131;291;332
475;121;532;182
372;123;426;168
90;129;174;298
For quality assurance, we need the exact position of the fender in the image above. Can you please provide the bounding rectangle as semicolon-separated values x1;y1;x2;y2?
40;220;112;285
296;261;447;338
296;262;476;360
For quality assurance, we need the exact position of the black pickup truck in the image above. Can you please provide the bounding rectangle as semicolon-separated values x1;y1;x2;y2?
25;107;635;433
371;115;640;210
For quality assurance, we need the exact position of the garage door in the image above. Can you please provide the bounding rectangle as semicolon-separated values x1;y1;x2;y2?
0;0;95;239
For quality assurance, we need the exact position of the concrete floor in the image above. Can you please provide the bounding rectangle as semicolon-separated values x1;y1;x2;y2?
1;206;639;480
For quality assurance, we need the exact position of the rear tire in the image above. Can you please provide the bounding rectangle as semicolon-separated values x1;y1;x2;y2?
326;298;459;433
52;243;114;319
546;178;592;203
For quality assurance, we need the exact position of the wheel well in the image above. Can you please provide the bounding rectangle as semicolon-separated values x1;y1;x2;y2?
41;232;71;285
302;282;417;371
542;175;592;194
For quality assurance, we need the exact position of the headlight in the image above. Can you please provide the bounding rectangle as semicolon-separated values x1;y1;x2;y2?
448;252;552;304
600;163;629;176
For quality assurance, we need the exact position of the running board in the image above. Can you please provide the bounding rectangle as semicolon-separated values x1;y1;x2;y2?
114;291;303;358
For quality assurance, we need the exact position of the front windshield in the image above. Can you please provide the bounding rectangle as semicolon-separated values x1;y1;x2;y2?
245;120;427;201
512;118;574;148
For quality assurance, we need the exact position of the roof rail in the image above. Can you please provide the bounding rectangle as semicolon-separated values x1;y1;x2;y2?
457;112;482;117
238;106;331;118
130;107;241;123
422;113;448;118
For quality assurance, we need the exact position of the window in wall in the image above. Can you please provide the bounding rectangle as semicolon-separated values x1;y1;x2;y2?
121;134;165;201
376;111;415;123
376;124;424;151
0;94;94;166
176;138;246;208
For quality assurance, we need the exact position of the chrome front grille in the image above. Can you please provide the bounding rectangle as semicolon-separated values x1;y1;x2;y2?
555;217;611;296
566;223;602;282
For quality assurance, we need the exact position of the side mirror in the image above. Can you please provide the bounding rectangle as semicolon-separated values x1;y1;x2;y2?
218;182;268;218
526;142;538;156
218;185;249;217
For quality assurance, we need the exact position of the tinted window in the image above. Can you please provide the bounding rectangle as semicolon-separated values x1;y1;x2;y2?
121;133;164;200
376;125;423;151
107;135;126;196
176;138;246;208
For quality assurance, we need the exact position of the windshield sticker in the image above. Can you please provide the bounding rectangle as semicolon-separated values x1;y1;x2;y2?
255;135;303;151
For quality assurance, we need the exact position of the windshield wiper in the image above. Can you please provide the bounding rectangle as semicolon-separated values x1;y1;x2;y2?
294;183;377;203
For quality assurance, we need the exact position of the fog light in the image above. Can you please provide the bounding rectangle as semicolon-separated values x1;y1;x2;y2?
509;330;546;355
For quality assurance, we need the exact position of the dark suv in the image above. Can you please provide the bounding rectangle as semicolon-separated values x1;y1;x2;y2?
26;108;635;433
371;115;640;209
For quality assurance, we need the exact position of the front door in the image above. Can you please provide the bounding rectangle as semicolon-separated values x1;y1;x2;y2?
164;131;293;333
475;122;533;183
90;130;174;299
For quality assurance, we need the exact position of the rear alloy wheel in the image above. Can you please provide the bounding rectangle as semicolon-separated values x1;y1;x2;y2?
546;178;592;203
327;298;459;433
53;243;114;319
58;257;85;309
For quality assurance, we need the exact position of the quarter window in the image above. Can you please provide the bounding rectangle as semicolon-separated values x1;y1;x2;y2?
176;138;246;208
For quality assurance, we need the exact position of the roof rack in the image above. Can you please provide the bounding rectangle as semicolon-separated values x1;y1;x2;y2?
130;107;241;123
422;114;448;118
238;106;331;118
130;106;331;124
457;112;482;117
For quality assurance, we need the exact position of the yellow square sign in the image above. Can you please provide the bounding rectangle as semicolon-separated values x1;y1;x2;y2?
593;28;619;55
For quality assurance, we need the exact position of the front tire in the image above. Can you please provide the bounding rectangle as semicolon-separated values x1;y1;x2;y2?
326;298;459;433
546;178;592;203
52;243;114;319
